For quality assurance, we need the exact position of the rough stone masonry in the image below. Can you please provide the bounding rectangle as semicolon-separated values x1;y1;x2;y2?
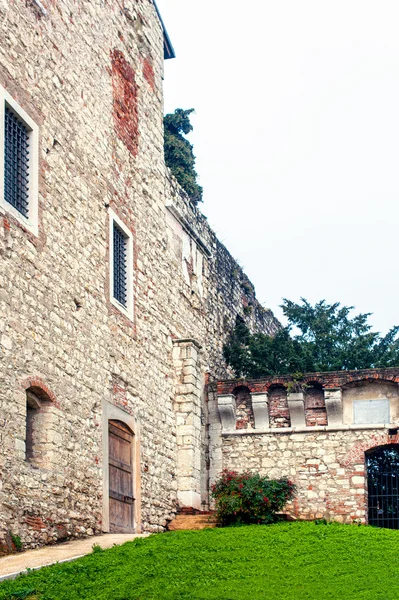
2;0;392;551
211;369;399;523
0;0;279;549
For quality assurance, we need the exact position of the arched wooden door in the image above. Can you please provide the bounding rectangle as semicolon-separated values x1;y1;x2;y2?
109;420;134;532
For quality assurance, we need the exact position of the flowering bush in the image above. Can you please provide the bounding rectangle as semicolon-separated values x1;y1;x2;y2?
211;469;296;526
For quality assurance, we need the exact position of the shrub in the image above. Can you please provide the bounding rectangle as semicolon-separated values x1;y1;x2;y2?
211;469;296;526
10;533;23;552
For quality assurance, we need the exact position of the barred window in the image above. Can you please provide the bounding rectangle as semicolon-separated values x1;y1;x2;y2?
1;85;39;235
113;223;128;307
4;107;30;218
109;210;134;320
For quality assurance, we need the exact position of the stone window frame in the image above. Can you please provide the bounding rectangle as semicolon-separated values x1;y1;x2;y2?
108;208;134;321
0;84;39;236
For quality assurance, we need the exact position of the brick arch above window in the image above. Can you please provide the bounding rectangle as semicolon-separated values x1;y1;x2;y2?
20;376;58;406
342;434;393;467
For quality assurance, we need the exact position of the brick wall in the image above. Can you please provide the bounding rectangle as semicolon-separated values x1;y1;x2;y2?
234;387;254;430
305;385;327;427
269;385;290;428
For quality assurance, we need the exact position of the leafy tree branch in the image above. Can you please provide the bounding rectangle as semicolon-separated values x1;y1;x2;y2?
224;299;399;378
164;108;203;205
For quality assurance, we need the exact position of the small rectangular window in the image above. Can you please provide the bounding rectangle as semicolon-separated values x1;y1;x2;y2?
4;107;30;218
113;223;128;307
109;209;134;320
0;85;39;235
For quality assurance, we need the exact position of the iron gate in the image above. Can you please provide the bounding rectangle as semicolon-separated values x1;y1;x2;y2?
367;445;399;529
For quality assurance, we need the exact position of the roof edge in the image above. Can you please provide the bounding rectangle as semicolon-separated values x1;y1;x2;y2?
153;0;176;60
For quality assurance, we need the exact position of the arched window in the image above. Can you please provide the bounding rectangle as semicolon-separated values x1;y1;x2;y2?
25;386;55;468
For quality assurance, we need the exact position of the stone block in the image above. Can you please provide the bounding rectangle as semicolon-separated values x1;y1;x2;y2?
324;389;343;426
15;438;25;453
251;393;270;429
352;476;365;485
287;393;306;428
217;395;236;431
177;490;201;510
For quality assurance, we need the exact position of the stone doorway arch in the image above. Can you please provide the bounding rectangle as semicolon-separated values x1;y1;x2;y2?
366;444;399;529
108;420;134;532
102;401;141;533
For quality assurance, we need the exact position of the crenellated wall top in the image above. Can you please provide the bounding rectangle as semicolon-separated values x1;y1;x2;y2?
217;367;399;396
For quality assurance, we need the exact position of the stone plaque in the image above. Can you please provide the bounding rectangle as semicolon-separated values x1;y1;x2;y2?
353;399;390;424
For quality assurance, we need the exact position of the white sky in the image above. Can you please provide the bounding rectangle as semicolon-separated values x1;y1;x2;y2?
157;0;399;334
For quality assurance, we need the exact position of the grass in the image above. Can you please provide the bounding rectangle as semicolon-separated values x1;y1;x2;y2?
1;522;399;599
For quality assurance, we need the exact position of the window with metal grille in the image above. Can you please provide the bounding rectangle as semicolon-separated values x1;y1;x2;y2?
4;106;30;218
113;223;128;307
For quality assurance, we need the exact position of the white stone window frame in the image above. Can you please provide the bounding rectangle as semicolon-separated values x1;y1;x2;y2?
0;84;39;236
109;208;134;321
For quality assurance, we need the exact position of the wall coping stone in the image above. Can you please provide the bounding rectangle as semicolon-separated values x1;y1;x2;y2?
217;367;399;396
221;423;397;436
172;338;202;349
166;204;212;258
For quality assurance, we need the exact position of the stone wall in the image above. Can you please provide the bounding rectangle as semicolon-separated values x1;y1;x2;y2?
219;427;399;523
210;368;399;523
0;0;279;549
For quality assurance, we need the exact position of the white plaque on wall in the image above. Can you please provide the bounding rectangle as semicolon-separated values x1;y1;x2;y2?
353;399;390;424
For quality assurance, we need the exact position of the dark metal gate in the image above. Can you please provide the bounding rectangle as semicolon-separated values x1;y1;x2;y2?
367;445;399;529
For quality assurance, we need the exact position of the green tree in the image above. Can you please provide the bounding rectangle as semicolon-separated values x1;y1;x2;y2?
223;317;311;378
224;299;399;378
164;108;203;205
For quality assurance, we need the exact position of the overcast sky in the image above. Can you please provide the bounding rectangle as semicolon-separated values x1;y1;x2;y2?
157;0;399;334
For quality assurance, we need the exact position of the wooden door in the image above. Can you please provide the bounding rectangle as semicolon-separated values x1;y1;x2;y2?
109;420;134;532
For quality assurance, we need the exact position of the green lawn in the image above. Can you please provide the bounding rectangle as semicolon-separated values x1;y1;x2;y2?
1;521;399;599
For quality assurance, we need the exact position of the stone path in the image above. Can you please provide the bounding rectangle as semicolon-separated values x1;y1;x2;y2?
0;533;148;581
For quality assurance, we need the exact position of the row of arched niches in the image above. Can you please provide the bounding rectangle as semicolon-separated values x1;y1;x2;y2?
217;369;399;431
234;383;326;429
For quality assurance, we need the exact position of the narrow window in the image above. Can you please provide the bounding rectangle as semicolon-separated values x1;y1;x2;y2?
25;388;55;468
0;85;39;235
109;209;134;320
25;396;36;462
25;391;42;464
113;223;128;307
4;106;30;218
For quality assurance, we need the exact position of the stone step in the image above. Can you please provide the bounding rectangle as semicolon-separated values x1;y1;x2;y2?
168;513;218;531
